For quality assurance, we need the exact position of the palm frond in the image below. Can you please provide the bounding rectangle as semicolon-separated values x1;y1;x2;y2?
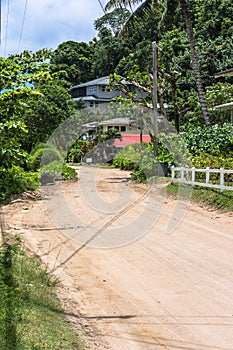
158;0;168;29
119;0;153;34
128;0;152;19
105;0;144;12
105;0;168;37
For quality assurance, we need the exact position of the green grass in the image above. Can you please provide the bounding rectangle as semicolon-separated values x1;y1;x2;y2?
166;183;233;212
0;237;85;350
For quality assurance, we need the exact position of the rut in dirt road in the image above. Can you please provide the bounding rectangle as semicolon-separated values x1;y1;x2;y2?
49;183;151;273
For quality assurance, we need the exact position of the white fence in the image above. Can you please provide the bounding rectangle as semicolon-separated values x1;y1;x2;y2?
171;166;233;192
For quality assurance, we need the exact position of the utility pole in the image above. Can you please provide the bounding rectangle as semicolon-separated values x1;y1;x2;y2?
152;41;158;156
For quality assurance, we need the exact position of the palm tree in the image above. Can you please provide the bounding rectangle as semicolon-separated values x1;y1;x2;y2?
105;0;211;127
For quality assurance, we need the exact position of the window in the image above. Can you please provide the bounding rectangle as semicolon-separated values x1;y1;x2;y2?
71;87;86;97
107;126;119;131
108;125;126;132
88;86;97;94
90;102;99;108
101;85;111;92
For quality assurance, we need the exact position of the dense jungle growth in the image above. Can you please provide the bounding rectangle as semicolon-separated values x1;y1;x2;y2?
0;0;232;201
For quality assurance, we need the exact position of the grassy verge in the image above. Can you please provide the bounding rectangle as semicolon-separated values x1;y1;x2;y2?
71;163;115;168
0;236;85;350
166;183;233;212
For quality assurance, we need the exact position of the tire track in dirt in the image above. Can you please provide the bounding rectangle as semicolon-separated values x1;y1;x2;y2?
49;186;151;273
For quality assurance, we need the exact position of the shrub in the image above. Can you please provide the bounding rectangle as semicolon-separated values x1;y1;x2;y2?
40;161;77;180
29;143;63;171
158;133;190;166
113;143;160;182
0;166;39;203
113;143;151;171
191;152;233;170
191;152;233;184
67;140;91;163
131;168;147;182
180;124;233;156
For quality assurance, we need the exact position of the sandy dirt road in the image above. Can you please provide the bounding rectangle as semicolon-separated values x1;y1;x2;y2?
2;166;233;350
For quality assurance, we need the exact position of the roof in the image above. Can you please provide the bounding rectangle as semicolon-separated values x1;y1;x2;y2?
71;76;129;89
214;68;233;78
214;101;233;110
82;117;138;131
114;134;151;148
73;96;112;102
99;118;131;126
82;121;99;129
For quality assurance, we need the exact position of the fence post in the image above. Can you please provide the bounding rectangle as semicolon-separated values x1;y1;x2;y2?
206;167;210;184
171;166;175;181
181;167;185;181
191;167;195;183
220;168;224;192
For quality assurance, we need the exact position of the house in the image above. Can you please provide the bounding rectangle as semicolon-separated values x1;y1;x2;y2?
71;76;169;155
81;116;151;163
99;117;137;133
114;134;151;148
69;76;147;109
99;117;151;147
82;117;151;150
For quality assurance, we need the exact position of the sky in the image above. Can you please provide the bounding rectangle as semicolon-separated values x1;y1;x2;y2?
0;0;108;57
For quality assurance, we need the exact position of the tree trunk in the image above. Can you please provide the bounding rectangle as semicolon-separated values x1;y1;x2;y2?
179;0;211;127
152;41;159;156
171;74;180;132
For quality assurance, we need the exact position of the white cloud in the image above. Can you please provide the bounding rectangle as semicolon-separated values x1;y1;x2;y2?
1;0;107;56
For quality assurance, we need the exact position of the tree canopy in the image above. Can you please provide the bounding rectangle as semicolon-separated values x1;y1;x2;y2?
0;0;232;200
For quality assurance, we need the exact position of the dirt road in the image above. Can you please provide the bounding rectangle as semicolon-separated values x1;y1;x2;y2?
2;166;233;349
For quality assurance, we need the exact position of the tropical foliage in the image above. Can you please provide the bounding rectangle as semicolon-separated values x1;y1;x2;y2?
180;124;233;157
0;0;232;198
0;51;77;203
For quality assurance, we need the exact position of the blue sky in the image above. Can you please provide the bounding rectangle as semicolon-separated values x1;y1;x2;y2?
0;0;108;57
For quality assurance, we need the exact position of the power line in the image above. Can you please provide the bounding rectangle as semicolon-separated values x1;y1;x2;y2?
97;0;106;14
4;0;10;56
17;0;28;53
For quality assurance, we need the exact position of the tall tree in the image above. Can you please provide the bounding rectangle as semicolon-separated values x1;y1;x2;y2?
94;7;130;33
105;0;211;127
22;79;77;151
0;50;53;201
50;41;94;86
178;0;210;127
92;27;129;77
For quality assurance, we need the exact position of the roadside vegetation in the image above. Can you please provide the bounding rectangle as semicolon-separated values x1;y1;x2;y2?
0;1;232;347
113;141;233;210
167;184;233;212
113;124;233;180
0;236;85;350
1;0;232;204
112;124;233;211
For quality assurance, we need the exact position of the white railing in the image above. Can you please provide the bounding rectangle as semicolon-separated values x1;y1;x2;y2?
171;166;233;192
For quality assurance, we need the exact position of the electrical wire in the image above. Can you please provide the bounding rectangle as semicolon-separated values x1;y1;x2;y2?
97;0;106;14
4;0;10;56
17;0;28;53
